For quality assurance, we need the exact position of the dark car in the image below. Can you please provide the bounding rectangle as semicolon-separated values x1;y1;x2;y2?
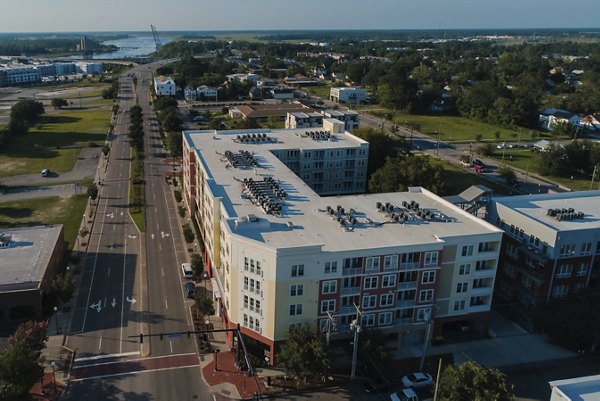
362;378;391;394
184;282;196;298
472;159;485;167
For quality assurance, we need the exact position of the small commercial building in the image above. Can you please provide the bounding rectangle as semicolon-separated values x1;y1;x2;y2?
330;87;367;104
0;226;66;323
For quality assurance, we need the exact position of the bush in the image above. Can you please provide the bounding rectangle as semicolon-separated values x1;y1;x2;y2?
178;206;186;217
183;224;194;243
174;190;182;202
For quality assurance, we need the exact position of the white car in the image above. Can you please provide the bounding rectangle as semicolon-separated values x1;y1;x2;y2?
41;169;50;177
181;262;193;279
401;372;433;389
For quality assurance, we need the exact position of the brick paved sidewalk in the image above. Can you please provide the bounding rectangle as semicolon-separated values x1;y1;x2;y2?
202;350;265;400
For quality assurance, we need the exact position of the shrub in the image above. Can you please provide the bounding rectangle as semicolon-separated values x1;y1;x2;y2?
174;190;182;202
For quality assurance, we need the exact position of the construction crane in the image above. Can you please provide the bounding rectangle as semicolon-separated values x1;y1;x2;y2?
150;25;162;51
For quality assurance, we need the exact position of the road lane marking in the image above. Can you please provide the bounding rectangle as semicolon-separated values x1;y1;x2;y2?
120;238;127;354
98;336;102;350
69;364;201;382
75;351;140;363
161;268;164;276
169;341;173;354
165;298;168;309
107;268;110;276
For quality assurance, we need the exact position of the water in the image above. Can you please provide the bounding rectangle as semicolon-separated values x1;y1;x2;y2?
72;35;172;60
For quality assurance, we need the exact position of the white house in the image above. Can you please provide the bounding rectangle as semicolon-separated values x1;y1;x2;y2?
227;73;260;85
154;76;176;96
184;85;197;101
539;108;581;131
330;87;368;104
197;85;218;100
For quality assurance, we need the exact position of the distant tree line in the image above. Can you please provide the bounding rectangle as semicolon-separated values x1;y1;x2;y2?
0;37;116;56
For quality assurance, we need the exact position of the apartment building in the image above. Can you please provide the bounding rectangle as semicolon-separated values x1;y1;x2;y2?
487;191;600;329
182;128;503;364
330;87;367;104
285;111;323;129
321;109;360;131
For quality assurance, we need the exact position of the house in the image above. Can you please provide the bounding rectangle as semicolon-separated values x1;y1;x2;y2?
184;85;198;101
235;103;314;121
154;76;176;96
320;109;360;131
227;73;260;85
197;85;218;100
580;114;600;131
539;108;580;131
487;191;600;330
248;86;262;100
285;111;323;129
330;87;368;104
269;86;294;100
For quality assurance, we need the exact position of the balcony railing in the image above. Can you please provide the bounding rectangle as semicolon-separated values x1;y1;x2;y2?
397;281;418;291
474;268;495;278
395;299;416;309
341;286;361;296
471;286;493;297
399;262;420;271
342;267;362;276
468;303;489;313
383;264;398;272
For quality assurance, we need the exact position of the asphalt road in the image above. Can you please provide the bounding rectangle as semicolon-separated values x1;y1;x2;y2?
62;60;211;401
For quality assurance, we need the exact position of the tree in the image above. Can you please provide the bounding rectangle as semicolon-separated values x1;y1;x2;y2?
351;127;405;178
10;100;44;123
437;361;514;401
0;321;48;399
51;272;75;304
497;165;516;185
278;323;331;386
538;144;568;176
51;98;68;109
195;297;214;319
87;182;98;202
191;253;204;278
368;155;447;195
102;144;110;156
183;224;195;243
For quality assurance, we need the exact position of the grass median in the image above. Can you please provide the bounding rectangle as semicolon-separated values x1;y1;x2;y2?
129;155;145;232
0;195;88;249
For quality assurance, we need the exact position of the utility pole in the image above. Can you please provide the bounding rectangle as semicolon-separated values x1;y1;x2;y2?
419;308;433;372
350;304;362;380
591;164;597;190
325;311;336;346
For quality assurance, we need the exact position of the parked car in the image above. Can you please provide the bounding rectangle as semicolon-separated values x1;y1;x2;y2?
362;378;391;394
184;282;195;298
181;262;194;279
401;372;433;389
390;388;419;401
472;159;485;167
41;169;50;177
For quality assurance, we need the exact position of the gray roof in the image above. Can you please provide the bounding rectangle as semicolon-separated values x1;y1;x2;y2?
0;226;63;292
549;374;600;401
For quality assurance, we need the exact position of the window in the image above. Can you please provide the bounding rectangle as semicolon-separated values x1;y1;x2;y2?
459;264;471;275
366;257;380;271
289;304;303;316
290;284;303;296
478;242;494;252
401;252;420;264
322;280;337;294
243;295;249;308
243;276;249;291
243;314;248;326
384;255;399;269
419;289;434;303
456;282;468;293
424;252;438;266
504;264;516;278
256;261;262;276
321;300;336;313
380;293;395;307
362;314;375;327
559;244;576;257
453;300;466;311
362;295;377;308
324;261;337;274
422;271;436;284
576;263;589;277
378;312;393;326
416;307;431;322
382;274;396;288
556;264;572;278
461;245;474;257
244;257;250;271
291;264;304;277
364;276;378;290
581;242;592;255
551;285;569;299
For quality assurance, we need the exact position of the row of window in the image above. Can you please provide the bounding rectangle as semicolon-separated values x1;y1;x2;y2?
242;313;261;333
244;257;263;276
556;262;589;278
243;295;261;314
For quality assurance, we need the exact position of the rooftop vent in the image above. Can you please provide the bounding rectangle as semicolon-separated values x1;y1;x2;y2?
547;208;584;221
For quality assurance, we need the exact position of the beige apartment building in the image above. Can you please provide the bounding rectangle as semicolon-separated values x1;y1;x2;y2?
182;127;502;364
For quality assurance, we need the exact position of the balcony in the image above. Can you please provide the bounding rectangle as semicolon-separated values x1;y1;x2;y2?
342;267;362;276
397;281;418;291
474;268;495;278
338;306;357;315
471;286;493;297
469;303;489;313
399;262;420;271
341;286;361;296
383;264;398;272
395;299;416;309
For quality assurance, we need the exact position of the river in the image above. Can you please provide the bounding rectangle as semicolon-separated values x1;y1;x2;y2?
71;35;172;60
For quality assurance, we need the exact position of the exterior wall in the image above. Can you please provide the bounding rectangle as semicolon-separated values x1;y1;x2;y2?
154;77;176;96
330;87;367;104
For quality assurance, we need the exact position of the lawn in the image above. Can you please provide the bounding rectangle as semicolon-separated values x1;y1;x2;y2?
432;158;512;196
0;109;110;177
0;195;88;249
306;85;332;99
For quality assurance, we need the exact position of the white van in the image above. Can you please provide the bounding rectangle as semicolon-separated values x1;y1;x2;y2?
390;388;419;401
181;262;193;279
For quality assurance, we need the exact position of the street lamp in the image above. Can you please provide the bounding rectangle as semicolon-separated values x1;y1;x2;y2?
350;304;362;380
201;271;209;299
50;361;57;394
53;306;60;334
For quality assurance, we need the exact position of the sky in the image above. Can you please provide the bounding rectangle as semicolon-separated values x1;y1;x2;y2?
1;0;599;33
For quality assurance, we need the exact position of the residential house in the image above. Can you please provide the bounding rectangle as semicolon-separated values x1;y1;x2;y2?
539;108;581;131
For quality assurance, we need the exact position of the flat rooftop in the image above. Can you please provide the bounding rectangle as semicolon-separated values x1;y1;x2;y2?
550;374;600;401
0;225;62;292
186;129;501;252
494;190;600;231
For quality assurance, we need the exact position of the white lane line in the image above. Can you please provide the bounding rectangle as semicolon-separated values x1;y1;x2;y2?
98;336;102;350
161;267;165;277
120;239;127;354
169;341;173;354
107;268;110;276
164;298;168;310
75;351;140;363
68;364;201;382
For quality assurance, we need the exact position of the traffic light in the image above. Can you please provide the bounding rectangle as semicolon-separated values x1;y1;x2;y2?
139;333;144;344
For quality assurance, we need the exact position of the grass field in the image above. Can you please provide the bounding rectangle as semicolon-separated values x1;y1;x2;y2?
0;195;88;249
430;157;512;196
0;109;110;177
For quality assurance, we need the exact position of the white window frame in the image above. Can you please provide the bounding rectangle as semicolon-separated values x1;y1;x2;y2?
456;282;468;293
324;261;337;274
321;299;336;313
461;245;474;257
556;264;573;278
424;252;438;266
422;271;436;284
459;263;471;275
453;300;466;311
289;303;303;316
291;264;304;277
382;274;397;288
384;255;399;269
362;314;375;327
362;295;377;309
322;280;337;294
366;257;381;271
290;284;304;297
419;289;434;303
378;311;393;326
364;276;378;290
380;293;395;307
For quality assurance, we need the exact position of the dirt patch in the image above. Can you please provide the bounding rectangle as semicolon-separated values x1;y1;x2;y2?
0;159;28;174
